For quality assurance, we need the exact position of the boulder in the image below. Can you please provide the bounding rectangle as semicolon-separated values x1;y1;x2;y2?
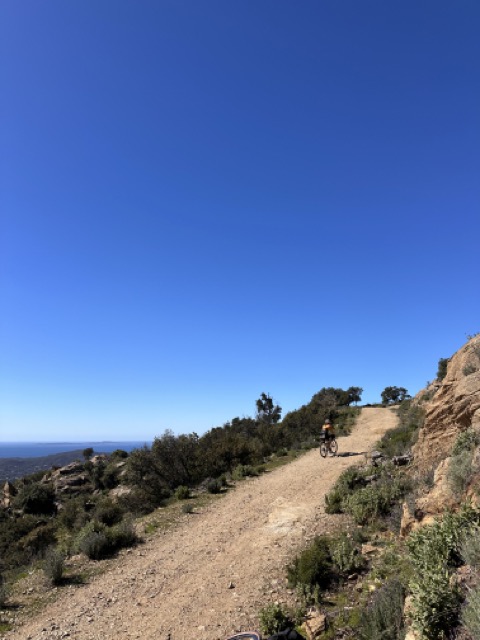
415;458;457;517
302;613;327;639
400;502;417;537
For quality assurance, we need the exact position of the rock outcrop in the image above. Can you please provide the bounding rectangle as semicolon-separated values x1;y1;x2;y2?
302;612;327;639
0;480;17;509
400;335;480;532
413;335;480;473
41;455;108;497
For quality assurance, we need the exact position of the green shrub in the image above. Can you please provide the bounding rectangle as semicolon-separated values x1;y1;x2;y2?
243;465;258;477
43;547;65;585
232;464;258;480
343;475;410;525
324;487;345;514
448;451;475;495
107;518;137;551
345;483;389;525
369;546;410;585
206;479;222;494
448;429;479;496
295;582;322;609
326;461;412;528
437;358;449;381
74;519;137;560
13;483;57;515
461;584;480;640
75;522;110;560
79;530;110;560
86;460;108;490
259;603;294;636
219;474;228;487
378;400;423;457
325;465;409;521
110;449;129;460
452;429;479;456
17;521;58;559
287;535;334;590
329;533;365;574
94;499;124;527
175;485;190;500
345;486;382;524
460;525;480;568
410;564;460;639
0;514;56;570
406;508;480;639
101;462;122;489
123;446;171;509
276;448;289;457
181;503;194;514
325;466;369;514
58;496;90;532
407;508;479;573
357;578;405;640
118;486;170;515
378;423;418;458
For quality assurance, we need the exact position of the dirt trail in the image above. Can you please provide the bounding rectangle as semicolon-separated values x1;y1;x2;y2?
9;407;397;640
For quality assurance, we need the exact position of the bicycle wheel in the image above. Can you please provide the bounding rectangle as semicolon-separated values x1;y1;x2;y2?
329;439;338;456
320;443;328;458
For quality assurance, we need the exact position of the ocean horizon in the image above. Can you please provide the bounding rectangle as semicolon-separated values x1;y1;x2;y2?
0;441;149;459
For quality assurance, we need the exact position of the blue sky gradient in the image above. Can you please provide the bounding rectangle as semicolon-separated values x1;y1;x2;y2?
1;1;479;441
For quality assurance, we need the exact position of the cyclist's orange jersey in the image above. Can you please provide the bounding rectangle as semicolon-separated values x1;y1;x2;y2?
323;424;335;438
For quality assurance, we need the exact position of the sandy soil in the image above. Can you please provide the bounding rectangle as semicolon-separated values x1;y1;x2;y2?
7;407;397;640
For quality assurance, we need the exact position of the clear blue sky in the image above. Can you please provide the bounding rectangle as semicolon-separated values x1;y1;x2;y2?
1;1;479;442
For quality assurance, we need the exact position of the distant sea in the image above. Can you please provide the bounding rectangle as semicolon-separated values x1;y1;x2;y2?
0;441;148;459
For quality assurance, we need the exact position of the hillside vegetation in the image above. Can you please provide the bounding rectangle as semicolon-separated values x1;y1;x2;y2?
0;386;361;634
0;406;395;640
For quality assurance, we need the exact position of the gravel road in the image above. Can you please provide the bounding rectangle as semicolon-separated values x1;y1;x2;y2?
7;407;397;640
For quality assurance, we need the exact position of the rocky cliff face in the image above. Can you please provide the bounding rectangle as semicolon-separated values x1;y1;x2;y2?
401;335;480;532
413;335;480;473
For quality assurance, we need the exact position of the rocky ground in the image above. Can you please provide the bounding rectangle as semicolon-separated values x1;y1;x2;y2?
4;407;397;640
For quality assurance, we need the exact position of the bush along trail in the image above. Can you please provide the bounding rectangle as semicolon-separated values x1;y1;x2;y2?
1;407;397;640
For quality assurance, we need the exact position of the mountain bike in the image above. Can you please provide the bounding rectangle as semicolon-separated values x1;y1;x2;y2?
319;434;338;458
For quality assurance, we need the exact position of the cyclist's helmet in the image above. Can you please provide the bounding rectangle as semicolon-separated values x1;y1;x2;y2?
325;419;331;424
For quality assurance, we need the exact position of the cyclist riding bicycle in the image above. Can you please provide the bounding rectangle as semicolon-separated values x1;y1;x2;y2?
321;418;335;441
319;418;338;457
